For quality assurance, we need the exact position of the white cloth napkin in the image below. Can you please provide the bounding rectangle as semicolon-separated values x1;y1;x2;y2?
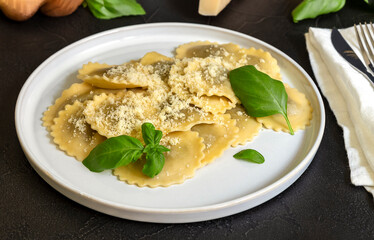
305;27;374;196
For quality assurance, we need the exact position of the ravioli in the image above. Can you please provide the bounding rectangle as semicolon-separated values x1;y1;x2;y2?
83;89;219;139
242;47;282;80
83;90;158;139
51;101;106;161
256;85;313;133
43;41;313;188
42;82;121;131
192;95;234;114
140;51;173;65
175;41;242;60
156;105;219;134
77;62;163;89
113;131;205;187
191;114;238;166
226;106;262;146
175;41;281;80
168;56;239;109
167;75;235;114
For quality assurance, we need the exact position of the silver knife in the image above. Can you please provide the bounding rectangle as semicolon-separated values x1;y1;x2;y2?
331;28;374;84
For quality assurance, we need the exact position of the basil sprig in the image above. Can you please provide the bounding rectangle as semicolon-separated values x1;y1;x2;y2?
84;0;146;20
234;149;265;164
229;65;294;135
291;0;345;23
141;123;170;177
83;123;170;178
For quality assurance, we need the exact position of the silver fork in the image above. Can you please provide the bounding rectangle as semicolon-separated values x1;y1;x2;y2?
354;22;374;74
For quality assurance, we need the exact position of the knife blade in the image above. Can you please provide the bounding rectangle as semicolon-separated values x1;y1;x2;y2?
331;28;374;84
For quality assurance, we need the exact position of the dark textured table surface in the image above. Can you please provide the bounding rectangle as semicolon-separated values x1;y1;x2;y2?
2;0;374;239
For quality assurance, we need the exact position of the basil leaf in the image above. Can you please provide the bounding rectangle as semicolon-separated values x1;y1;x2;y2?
155;145;170;153
83;122;170;178
229;65;294;135
143;144;153;154
83;135;144;172
234;149;265;164
292;0;345;23
143;144;170;153
142;122;163;146
85;0;145;20
141;121;170;177
142;122;156;145
154;130;163;145
142;148;166;178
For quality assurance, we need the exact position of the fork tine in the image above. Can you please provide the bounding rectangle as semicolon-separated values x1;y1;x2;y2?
354;24;369;63
369;21;374;58
363;22;374;64
355;23;374;72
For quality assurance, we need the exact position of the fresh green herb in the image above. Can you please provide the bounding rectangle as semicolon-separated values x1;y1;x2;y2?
234;149;265;164
142;122;162;146
82;122;170;177
142;147;166;178
82;135;144;172
291;0;345;23
363;0;374;7
229;65;294;135
140;123;169;177
84;0;146;20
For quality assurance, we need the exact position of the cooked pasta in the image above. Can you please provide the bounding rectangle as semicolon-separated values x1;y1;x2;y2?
43;41;312;187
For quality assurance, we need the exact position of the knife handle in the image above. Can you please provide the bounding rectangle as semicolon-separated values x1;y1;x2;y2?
362;67;374;86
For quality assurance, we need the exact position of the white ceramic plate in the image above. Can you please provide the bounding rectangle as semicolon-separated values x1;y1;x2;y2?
15;23;325;223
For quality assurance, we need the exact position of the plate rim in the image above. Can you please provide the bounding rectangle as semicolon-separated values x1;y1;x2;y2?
15;22;325;216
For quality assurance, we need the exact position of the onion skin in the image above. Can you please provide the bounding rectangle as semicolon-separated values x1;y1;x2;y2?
0;0;83;21
40;0;83;17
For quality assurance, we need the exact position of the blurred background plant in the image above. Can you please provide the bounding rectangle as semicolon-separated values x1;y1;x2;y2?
292;0;373;23
82;0;145;20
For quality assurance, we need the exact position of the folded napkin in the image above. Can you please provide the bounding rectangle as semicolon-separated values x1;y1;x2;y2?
305;27;374;197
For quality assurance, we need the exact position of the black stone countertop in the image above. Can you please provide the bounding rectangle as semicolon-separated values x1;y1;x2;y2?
2;0;374;239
